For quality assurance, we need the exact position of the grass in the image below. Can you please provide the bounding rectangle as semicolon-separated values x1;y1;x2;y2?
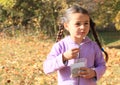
88;31;120;49
98;31;120;45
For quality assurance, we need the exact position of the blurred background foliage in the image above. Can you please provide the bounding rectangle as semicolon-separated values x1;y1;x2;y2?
0;0;120;37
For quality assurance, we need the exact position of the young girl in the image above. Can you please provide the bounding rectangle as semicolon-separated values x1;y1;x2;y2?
43;5;108;85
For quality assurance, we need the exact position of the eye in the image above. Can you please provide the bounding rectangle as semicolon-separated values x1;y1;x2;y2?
75;22;81;26
84;22;89;26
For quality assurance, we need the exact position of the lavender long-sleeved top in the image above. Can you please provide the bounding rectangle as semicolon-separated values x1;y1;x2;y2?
43;36;106;85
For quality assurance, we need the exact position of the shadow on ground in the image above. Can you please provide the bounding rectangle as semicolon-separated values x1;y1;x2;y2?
108;45;120;49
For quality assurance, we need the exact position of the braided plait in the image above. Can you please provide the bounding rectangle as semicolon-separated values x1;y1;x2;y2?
90;18;108;62
90;19;102;48
56;23;64;42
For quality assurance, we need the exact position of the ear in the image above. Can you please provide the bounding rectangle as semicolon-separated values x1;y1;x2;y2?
64;23;69;31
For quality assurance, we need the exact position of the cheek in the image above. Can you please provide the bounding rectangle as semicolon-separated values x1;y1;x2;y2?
86;26;90;31
85;27;90;35
87;28;90;32
68;25;75;32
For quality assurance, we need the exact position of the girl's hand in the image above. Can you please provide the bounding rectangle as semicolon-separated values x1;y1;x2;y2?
62;48;79;61
78;67;96;79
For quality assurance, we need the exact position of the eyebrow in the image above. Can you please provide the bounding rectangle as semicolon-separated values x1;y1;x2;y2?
76;20;89;23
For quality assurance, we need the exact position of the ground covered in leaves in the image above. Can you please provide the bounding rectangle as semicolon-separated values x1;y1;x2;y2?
0;35;120;85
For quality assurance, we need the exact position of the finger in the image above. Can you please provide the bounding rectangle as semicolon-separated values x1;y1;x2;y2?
71;49;79;56
79;71;90;79
79;70;87;75
71;48;80;52
79;68;92;78
72;49;80;54
80;67;88;71
79;67;89;75
72;54;79;58
81;75;90;79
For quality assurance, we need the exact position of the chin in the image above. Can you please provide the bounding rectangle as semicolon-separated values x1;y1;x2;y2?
77;35;85;38
75;36;83;39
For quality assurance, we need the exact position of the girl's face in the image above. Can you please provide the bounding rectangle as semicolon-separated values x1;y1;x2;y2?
64;13;90;43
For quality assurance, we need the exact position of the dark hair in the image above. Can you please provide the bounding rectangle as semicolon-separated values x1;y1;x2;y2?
56;5;108;62
90;18;108;62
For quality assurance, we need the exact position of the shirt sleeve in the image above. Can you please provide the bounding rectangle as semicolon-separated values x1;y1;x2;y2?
43;43;68;74
93;43;107;80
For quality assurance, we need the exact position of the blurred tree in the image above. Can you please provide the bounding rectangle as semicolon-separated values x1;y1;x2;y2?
0;0;16;9
0;0;68;36
0;0;119;37
91;0;120;30
115;11;120;30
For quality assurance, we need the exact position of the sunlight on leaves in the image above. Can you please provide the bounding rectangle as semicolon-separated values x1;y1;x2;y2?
0;35;120;85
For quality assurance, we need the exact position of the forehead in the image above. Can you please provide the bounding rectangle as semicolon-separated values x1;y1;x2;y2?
69;13;90;22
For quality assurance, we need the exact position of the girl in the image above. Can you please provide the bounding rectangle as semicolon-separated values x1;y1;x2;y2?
43;5;108;85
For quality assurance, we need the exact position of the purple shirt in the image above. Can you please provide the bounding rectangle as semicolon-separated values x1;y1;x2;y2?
43;36;106;85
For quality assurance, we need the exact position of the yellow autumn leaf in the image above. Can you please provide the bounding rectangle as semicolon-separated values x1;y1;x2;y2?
115;11;120;30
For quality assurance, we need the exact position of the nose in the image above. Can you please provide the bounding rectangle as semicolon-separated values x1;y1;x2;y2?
80;24;85;30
